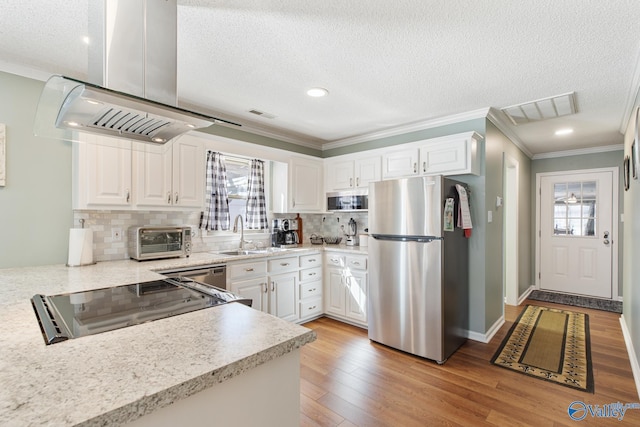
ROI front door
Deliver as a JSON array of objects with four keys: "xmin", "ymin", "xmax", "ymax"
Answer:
[{"xmin": 539, "ymin": 170, "xmax": 614, "ymax": 299}]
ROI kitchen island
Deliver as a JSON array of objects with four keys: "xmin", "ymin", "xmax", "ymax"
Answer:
[{"xmin": 0, "ymin": 254, "xmax": 316, "ymax": 426}]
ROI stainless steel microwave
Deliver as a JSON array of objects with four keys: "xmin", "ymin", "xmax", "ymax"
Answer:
[
  {"xmin": 128, "ymin": 226, "xmax": 192, "ymax": 261},
  {"xmin": 327, "ymin": 190, "xmax": 368, "ymax": 211}
]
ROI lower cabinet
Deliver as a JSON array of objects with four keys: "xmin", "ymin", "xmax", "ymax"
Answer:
[
  {"xmin": 228, "ymin": 259, "xmax": 268, "ymax": 312},
  {"xmin": 298, "ymin": 253, "xmax": 323, "ymax": 322},
  {"xmin": 268, "ymin": 271, "xmax": 298, "ymax": 322},
  {"xmin": 324, "ymin": 253, "xmax": 368, "ymax": 327}
]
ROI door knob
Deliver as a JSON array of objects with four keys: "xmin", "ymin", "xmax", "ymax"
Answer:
[{"xmin": 603, "ymin": 230, "xmax": 610, "ymax": 245}]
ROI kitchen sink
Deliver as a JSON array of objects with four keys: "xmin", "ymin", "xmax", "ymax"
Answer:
[{"xmin": 216, "ymin": 248, "xmax": 287, "ymax": 256}]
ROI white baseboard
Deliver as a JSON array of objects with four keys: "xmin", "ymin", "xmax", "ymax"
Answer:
[
  {"xmin": 467, "ymin": 315, "xmax": 505, "ymax": 344},
  {"xmin": 518, "ymin": 285, "xmax": 535, "ymax": 305},
  {"xmin": 619, "ymin": 315, "xmax": 640, "ymax": 400}
]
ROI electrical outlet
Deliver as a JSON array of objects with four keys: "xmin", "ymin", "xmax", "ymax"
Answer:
[{"xmin": 112, "ymin": 227, "xmax": 122, "ymax": 241}]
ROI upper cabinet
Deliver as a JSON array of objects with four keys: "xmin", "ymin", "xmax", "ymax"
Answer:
[
  {"xmin": 326, "ymin": 156, "xmax": 381, "ymax": 191},
  {"xmin": 382, "ymin": 132, "xmax": 481, "ymax": 179},
  {"xmin": 290, "ymin": 156, "xmax": 323, "ymax": 212},
  {"xmin": 134, "ymin": 135, "xmax": 204, "ymax": 209},
  {"xmin": 74, "ymin": 133, "xmax": 204, "ymax": 210}
]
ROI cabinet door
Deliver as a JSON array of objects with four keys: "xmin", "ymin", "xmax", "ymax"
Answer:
[
  {"xmin": 172, "ymin": 137, "xmax": 204, "ymax": 208},
  {"xmin": 419, "ymin": 138, "xmax": 467, "ymax": 175},
  {"xmin": 270, "ymin": 272, "xmax": 298, "ymax": 322},
  {"xmin": 355, "ymin": 156, "xmax": 381, "ymax": 188},
  {"xmin": 345, "ymin": 270, "xmax": 367, "ymax": 324},
  {"xmin": 329, "ymin": 159, "xmax": 355, "ymax": 190},
  {"xmin": 85, "ymin": 140, "xmax": 132, "ymax": 206},
  {"xmin": 382, "ymin": 148, "xmax": 419, "ymax": 179},
  {"xmin": 289, "ymin": 157, "xmax": 323, "ymax": 212},
  {"xmin": 134, "ymin": 146, "xmax": 172, "ymax": 207},
  {"xmin": 325, "ymin": 268, "xmax": 346, "ymax": 316},
  {"xmin": 231, "ymin": 277, "xmax": 268, "ymax": 313}
]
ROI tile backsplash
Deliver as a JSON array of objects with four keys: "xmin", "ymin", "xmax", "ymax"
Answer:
[{"xmin": 73, "ymin": 211, "xmax": 368, "ymax": 262}]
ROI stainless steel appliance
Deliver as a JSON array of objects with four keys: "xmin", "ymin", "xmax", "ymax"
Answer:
[
  {"xmin": 31, "ymin": 270, "xmax": 251, "ymax": 345},
  {"xmin": 161, "ymin": 264, "xmax": 227, "ymax": 290},
  {"xmin": 368, "ymin": 175, "xmax": 469, "ymax": 364},
  {"xmin": 344, "ymin": 218, "xmax": 358, "ymax": 246},
  {"xmin": 128, "ymin": 226, "xmax": 191, "ymax": 261},
  {"xmin": 327, "ymin": 190, "xmax": 368, "ymax": 211},
  {"xmin": 271, "ymin": 218, "xmax": 299, "ymax": 247}
]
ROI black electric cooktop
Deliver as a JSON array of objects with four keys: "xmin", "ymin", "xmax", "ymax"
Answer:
[{"xmin": 32, "ymin": 279, "xmax": 229, "ymax": 345}]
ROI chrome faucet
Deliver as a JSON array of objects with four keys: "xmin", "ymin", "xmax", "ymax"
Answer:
[{"xmin": 233, "ymin": 214, "xmax": 245, "ymax": 250}]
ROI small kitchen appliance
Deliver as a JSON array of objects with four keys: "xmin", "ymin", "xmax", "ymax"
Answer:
[
  {"xmin": 128, "ymin": 226, "xmax": 191, "ymax": 261},
  {"xmin": 271, "ymin": 218, "xmax": 299, "ymax": 247},
  {"xmin": 344, "ymin": 218, "xmax": 358, "ymax": 246}
]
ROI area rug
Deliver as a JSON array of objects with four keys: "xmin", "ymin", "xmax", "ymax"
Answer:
[
  {"xmin": 491, "ymin": 305, "xmax": 594, "ymax": 393},
  {"xmin": 528, "ymin": 290, "xmax": 622, "ymax": 313}
]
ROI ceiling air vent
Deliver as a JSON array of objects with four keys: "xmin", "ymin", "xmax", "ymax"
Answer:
[
  {"xmin": 248, "ymin": 109, "xmax": 276, "ymax": 119},
  {"xmin": 501, "ymin": 92, "xmax": 577, "ymax": 126}
]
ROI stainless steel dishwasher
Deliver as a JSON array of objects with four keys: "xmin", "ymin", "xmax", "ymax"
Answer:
[{"xmin": 162, "ymin": 264, "xmax": 227, "ymax": 289}]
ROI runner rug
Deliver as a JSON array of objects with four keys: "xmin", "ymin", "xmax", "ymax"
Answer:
[{"xmin": 491, "ymin": 305, "xmax": 593, "ymax": 393}]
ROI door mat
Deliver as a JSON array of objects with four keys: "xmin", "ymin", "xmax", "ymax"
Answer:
[
  {"xmin": 491, "ymin": 305, "xmax": 593, "ymax": 393},
  {"xmin": 529, "ymin": 290, "xmax": 622, "ymax": 314}
]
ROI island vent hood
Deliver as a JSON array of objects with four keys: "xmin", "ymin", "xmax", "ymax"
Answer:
[{"xmin": 34, "ymin": 0, "xmax": 239, "ymax": 146}]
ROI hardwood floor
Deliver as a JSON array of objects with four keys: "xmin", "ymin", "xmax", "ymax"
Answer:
[{"xmin": 299, "ymin": 300, "xmax": 640, "ymax": 426}]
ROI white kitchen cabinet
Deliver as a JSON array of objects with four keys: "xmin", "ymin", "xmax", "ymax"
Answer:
[
  {"xmin": 232, "ymin": 276, "xmax": 268, "ymax": 313},
  {"xmin": 298, "ymin": 253, "xmax": 323, "ymax": 321},
  {"xmin": 269, "ymin": 272, "xmax": 298, "ymax": 322},
  {"xmin": 326, "ymin": 156, "xmax": 381, "ymax": 191},
  {"xmin": 381, "ymin": 132, "xmax": 481, "ymax": 179},
  {"xmin": 134, "ymin": 136, "xmax": 204, "ymax": 209},
  {"xmin": 73, "ymin": 134, "xmax": 132, "ymax": 209},
  {"xmin": 382, "ymin": 148, "xmax": 420, "ymax": 179},
  {"xmin": 288, "ymin": 156, "xmax": 324, "ymax": 212},
  {"xmin": 323, "ymin": 253, "xmax": 368, "ymax": 327}
]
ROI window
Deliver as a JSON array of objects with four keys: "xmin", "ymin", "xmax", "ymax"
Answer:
[
  {"xmin": 225, "ymin": 158, "xmax": 250, "ymax": 222},
  {"xmin": 553, "ymin": 181, "xmax": 596, "ymax": 236}
]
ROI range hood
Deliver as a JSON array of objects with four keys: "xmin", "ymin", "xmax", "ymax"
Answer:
[{"xmin": 34, "ymin": 0, "xmax": 239, "ymax": 145}]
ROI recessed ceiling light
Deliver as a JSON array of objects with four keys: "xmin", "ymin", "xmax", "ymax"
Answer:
[
  {"xmin": 555, "ymin": 128, "xmax": 574, "ymax": 136},
  {"xmin": 82, "ymin": 36, "xmax": 90, "ymax": 45},
  {"xmin": 307, "ymin": 87, "xmax": 329, "ymax": 97}
]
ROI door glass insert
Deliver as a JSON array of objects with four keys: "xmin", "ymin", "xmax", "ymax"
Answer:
[{"xmin": 553, "ymin": 181, "xmax": 596, "ymax": 236}]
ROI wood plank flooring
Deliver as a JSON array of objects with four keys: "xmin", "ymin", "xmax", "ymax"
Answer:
[{"xmin": 299, "ymin": 300, "xmax": 640, "ymax": 426}]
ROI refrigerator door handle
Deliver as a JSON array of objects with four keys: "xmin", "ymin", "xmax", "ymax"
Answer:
[{"xmin": 371, "ymin": 234, "xmax": 443, "ymax": 243}]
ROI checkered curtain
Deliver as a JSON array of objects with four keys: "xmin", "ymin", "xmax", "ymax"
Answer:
[
  {"xmin": 202, "ymin": 151, "xmax": 230, "ymax": 230},
  {"xmin": 246, "ymin": 159, "xmax": 268, "ymax": 229}
]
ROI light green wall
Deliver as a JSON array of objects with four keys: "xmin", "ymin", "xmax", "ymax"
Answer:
[
  {"xmin": 531, "ymin": 149, "xmax": 624, "ymax": 297},
  {"xmin": 622, "ymin": 111, "xmax": 640, "ymax": 373},
  {"xmin": 0, "ymin": 71, "xmax": 73, "ymax": 268}
]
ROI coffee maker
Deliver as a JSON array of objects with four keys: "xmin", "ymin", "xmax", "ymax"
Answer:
[{"xmin": 271, "ymin": 218, "xmax": 299, "ymax": 247}]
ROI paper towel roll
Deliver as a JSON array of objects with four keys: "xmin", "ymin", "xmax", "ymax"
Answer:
[{"xmin": 67, "ymin": 228, "xmax": 94, "ymax": 267}]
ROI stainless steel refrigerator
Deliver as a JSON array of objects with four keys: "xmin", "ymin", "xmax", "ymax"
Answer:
[{"xmin": 367, "ymin": 175, "xmax": 469, "ymax": 364}]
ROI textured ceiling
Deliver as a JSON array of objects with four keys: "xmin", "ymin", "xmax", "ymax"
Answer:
[{"xmin": 1, "ymin": 0, "xmax": 640, "ymax": 155}]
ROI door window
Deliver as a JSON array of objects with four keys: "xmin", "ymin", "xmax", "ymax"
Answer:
[{"xmin": 552, "ymin": 181, "xmax": 596, "ymax": 237}]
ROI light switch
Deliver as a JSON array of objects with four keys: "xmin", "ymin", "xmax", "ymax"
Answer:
[
  {"xmin": 496, "ymin": 196, "xmax": 503, "ymax": 208},
  {"xmin": 488, "ymin": 210, "xmax": 493, "ymax": 223}
]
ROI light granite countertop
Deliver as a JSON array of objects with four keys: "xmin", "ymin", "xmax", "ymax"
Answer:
[{"xmin": 0, "ymin": 247, "xmax": 337, "ymax": 427}]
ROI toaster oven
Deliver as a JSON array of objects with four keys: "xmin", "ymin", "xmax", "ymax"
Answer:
[{"xmin": 128, "ymin": 226, "xmax": 192, "ymax": 261}]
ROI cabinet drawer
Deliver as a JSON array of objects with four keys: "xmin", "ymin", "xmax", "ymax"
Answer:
[
  {"xmin": 300, "ymin": 267, "xmax": 322, "ymax": 282},
  {"xmin": 299, "ymin": 253, "xmax": 322, "ymax": 268},
  {"xmin": 228, "ymin": 260, "xmax": 267, "ymax": 279},
  {"xmin": 300, "ymin": 298, "xmax": 323, "ymax": 318},
  {"xmin": 300, "ymin": 280, "xmax": 322, "ymax": 299},
  {"xmin": 345, "ymin": 255, "xmax": 367, "ymax": 271},
  {"xmin": 268, "ymin": 256, "xmax": 298, "ymax": 273},
  {"xmin": 324, "ymin": 253, "xmax": 345, "ymax": 267}
]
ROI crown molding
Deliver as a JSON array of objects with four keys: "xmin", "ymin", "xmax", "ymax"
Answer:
[
  {"xmin": 532, "ymin": 144, "xmax": 624, "ymax": 160},
  {"xmin": 486, "ymin": 107, "xmax": 534, "ymax": 159},
  {"xmin": 321, "ymin": 108, "xmax": 491, "ymax": 151}
]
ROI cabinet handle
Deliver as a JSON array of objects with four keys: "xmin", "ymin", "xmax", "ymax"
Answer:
[
  {"xmin": 263, "ymin": 283, "xmax": 268, "ymax": 293},
  {"xmin": 167, "ymin": 191, "xmax": 171, "ymax": 204},
  {"xmin": 280, "ymin": 262, "xmax": 290, "ymax": 266},
  {"xmin": 423, "ymin": 161, "xmax": 426, "ymax": 173},
  {"xmin": 350, "ymin": 177, "xmax": 353, "ymax": 187},
  {"xmin": 245, "ymin": 268, "xmax": 254, "ymax": 272},
  {"xmin": 413, "ymin": 163, "xmax": 417, "ymax": 173},
  {"xmin": 174, "ymin": 192, "xmax": 179, "ymax": 204},
  {"xmin": 308, "ymin": 258, "xmax": 316, "ymax": 262},
  {"xmin": 308, "ymin": 288, "xmax": 316, "ymax": 292},
  {"xmin": 126, "ymin": 189, "xmax": 130, "ymax": 203},
  {"xmin": 351, "ymin": 261, "xmax": 360, "ymax": 266},
  {"xmin": 292, "ymin": 198, "xmax": 296, "ymax": 208},
  {"xmin": 309, "ymin": 272, "xmax": 316, "ymax": 276},
  {"xmin": 356, "ymin": 177, "xmax": 360, "ymax": 186},
  {"xmin": 271, "ymin": 281, "xmax": 275, "ymax": 292},
  {"xmin": 308, "ymin": 305, "xmax": 316, "ymax": 310}
]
